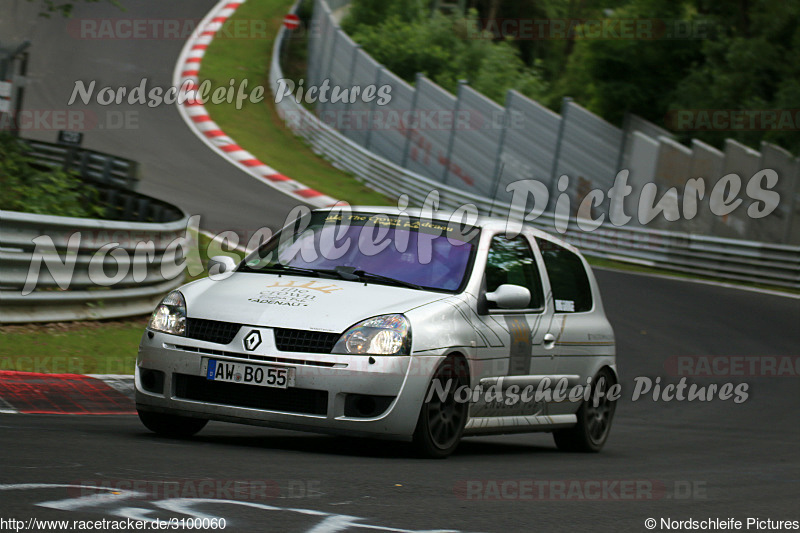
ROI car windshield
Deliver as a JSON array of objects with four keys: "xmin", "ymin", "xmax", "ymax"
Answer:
[{"xmin": 241, "ymin": 211, "xmax": 479, "ymax": 292}]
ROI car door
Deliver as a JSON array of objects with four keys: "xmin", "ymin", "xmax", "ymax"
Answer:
[
  {"xmin": 534, "ymin": 236, "xmax": 616, "ymax": 415},
  {"xmin": 471, "ymin": 232, "xmax": 559, "ymax": 417}
]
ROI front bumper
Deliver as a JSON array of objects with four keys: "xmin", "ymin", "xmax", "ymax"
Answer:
[{"xmin": 135, "ymin": 329, "xmax": 444, "ymax": 440}]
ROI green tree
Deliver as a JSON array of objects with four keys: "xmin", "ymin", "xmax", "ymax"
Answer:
[
  {"xmin": 344, "ymin": 5, "xmax": 548, "ymax": 104},
  {"xmin": 548, "ymin": 0, "xmax": 703, "ymax": 123},
  {"xmin": 671, "ymin": 0, "xmax": 800, "ymax": 154},
  {"xmin": 0, "ymin": 134, "xmax": 104, "ymax": 218}
]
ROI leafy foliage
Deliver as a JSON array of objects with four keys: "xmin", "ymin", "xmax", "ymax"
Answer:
[
  {"xmin": 343, "ymin": 0, "xmax": 799, "ymax": 155},
  {"xmin": 550, "ymin": 0, "xmax": 703, "ymax": 123},
  {"xmin": 669, "ymin": 0, "xmax": 800, "ymax": 154},
  {"xmin": 0, "ymin": 134, "xmax": 104, "ymax": 218},
  {"xmin": 343, "ymin": 5, "xmax": 548, "ymax": 104}
]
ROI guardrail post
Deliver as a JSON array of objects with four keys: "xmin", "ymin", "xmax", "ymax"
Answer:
[
  {"xmin": 319, "ymin": 29, "xmax": 340, "ymax": 115},
  {"xmin": 442, "ymin": 79, "xmax": 467, "ymax": 185},
  {"xmin": 364, "ymin": 66, "xmax": 383, "ymax": 151},
  {"xmin": 617, "ymin": 110, "xmax": 631, "ymax": 173},
  {"xmin": 487, "ymin": 90, "xmax": 512, "ymax": 213},
  {"xmin": 401, "ymin": 72, "xmax": 422, "ymax": 168},
  {"xmin": 547, "ymin": 96, "xmax": 571, "ymax": 212}
]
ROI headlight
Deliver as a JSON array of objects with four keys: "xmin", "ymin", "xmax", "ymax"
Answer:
[
  {"xmin": 332, "ymin": 314, "xmax": 411, "ymax": 356},
  {"xmin": 148, "ymin": 291, "xmax": 187, "ymax": 336}
]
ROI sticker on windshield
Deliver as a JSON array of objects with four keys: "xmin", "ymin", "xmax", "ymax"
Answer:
[
  {"xmin": 248, "ymin": 280, "xmax": 342, "ymax": 307},
  {"xmin": 555, "ymin": 299, "xmax": 575, "ymax": 312}
]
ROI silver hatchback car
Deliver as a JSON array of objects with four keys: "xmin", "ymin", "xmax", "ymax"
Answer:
[{"xmin": 136, "ymin": 207, "xmax": 617, "ymax": 457}]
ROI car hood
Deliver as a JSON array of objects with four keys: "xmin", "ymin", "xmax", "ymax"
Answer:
[{"xmin": 181, "ymin": 273, "xmax": 447, "ymax": 333}]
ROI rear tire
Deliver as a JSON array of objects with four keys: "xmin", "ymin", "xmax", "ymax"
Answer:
[
  {"xmin": 553, "ymin": 367, "xmax": 617, "ymax": 452},
  {"xmin": 412, "ymin": 356, "xmax": 469, "ymax": 458},
  {"xmin": 138, "ymin": 410, "xmax": 208, "ymax": 438}
]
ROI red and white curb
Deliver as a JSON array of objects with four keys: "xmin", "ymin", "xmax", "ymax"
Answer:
[
  {"xmin": 172, "ymin": 0, "xmax": 338, "ymax": 208},
  {"xmin": 0, "ymin": 372, "xmax": 134, "ymax": 415}
]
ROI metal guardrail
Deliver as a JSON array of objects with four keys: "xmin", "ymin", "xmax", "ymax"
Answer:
[
  {"xmin": 269, "ymin": 1, "xmax": 800, "ymax": 290},
  {"xmin": 19, "ymin": 137, "xmax": 181, "ymax": 223},
  {"xmin": 1, "ymin": 140, "xmax": 187, "ymax": 323},
  {"xmin": 23, "ymin": 138, "xmax": 140, "ymax": 190},
  {"xmin": 0, "ymin": 210, "xmax": 190, "ymax": 323}
]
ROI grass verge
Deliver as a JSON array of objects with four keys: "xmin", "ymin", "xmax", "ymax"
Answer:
[
  {"xmin": 587, "ymin": 256, "xmax": 799, "ymax": 295},
  {"xmin": 198, "ymin": 0, "xmax": 392, "ymax": 205},
  {"xmin": 0, "ymin": 317, "xmax": 146, "ymax": 375}
]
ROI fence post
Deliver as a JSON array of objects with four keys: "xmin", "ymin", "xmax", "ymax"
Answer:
[
  {"xmin": 442, "ymin": 79, "xmax": 467, "ymax": 185},
  {"xmin": 401, "ymin": 72, "xmax": 422, "ymax": 168},
  {"xmin": 547, "ymin": 96, "xmax": 571, "ymax": 212},
  {"xmin": 617, "ymin": 110, "xmax": 631, "ymax": 172},
  {"xmin": 364, "ymin": 66, "xmax": 383, "ymax": 151},
  {"xmin": 488, "ymin": 89, "xmax": 512, "ymax": 210},
  {"xmin": 348, "ymin": 44, "xmax": 360, "ymax": 88},
  {"xmin": 343, "ymin": 43, "xmax": 361, "ymax": 140},
  {"xmin": 319, "ymin": 25, "xmax": 339, "ymax": 115}
]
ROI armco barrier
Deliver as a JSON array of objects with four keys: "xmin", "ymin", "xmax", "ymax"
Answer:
[
  {"xmin": 270, "ymin": 0, "xmax": 800, "ymax": 290},
  {"xmin": 20, "ymin": 138, "xmax": 181, "ymax": 223},
  {"xmin": 0, "ymin": 210, "xmax": 190, "ymax": 323},
  {"xmin": 23, "ymin": 139, "xmax": 139, "ymax": 190}
]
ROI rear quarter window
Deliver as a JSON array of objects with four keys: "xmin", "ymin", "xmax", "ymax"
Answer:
[{"xmin": 535, "ymin": 238, "xmax": 593, "ymax": 313}]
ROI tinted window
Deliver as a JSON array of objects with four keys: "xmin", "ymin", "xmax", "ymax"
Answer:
[
  {"xmin": 485, "ymin": 236, "xmax": 543, "ymax": 310},
  {"xmin": 535, "ymin": 238, "xmax": 592, "ymax": 312},
  {"xmin": 242, "ymin": 212, "xmax": 478, "ymax": 292}
]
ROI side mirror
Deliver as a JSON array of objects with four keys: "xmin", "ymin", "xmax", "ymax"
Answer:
[
  {"xmin": 208, "ymin": 255, "xmax": 238, "ymax": 280},
  {"xmin": 485, "ymin": 284, "xmax": 530, "ymax": 310}
]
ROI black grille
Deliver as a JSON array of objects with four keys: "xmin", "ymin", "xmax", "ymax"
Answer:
[
  {"xmin": 175, "ymin": 374, "xmax": 328, "ymax": 415},
  {"xmin": 274, "ymin": 328, "xmax": 340, "ymax": 353},
  {"xmin": 185, "ymin": 318, "xmax": 242, "ymax": 345}
]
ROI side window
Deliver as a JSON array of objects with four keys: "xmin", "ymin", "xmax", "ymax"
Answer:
[
  {"xmin": 484, "ymin": 235, "xmax": 544, "ymax": 310},
  {"xmin": 535, "ymin": 238, "xmax": 592, "ymax": 313}
]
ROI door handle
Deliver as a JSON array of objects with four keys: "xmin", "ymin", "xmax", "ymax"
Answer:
[{"xmin": 543, "ymin": 333, "xmax": 556, "ymax": 351}]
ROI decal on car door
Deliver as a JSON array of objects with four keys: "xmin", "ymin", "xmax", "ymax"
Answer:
[{"xmin": 505, "ymin": 316, "xmax": 531, "ymax": 375}]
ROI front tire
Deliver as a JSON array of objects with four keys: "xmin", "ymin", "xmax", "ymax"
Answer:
[
  {"xmin": 138, "ymin": 410, "xmax": 208, "ymax": 438},
  {"xmin": 553, "ymin": 367, "xmax": 617, "ymax": 452},
  {"xmin": 412, "ymin": 356, "xmax": 469, "ymax": 458}
]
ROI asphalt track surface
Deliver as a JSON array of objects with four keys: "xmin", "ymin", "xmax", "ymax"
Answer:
[{"xmin": 1, "ymin": 1, "xmax": 799, "ymax": 532}]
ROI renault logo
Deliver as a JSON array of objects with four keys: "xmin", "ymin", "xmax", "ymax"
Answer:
[{"xmin": 243, "ymin": 330, "xmax": 262, "ymax": 351}]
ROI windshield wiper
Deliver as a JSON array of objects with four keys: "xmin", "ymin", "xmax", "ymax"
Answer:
[
  {"xmin": 352, "ymin": 270, "xmax": 424, "ymax": 290},
  {"xmin": 238, "ymin": 264, "xmax": 423, "ymax": 290},
  {"xmin": 239, "ymin": 263, "xmax": 321, "ymax": 277}
]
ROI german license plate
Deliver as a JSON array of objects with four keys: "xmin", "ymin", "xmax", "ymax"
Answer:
[{"xmin": 204, "ymin": 359, "xmax": 294, "ymax": 389}]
